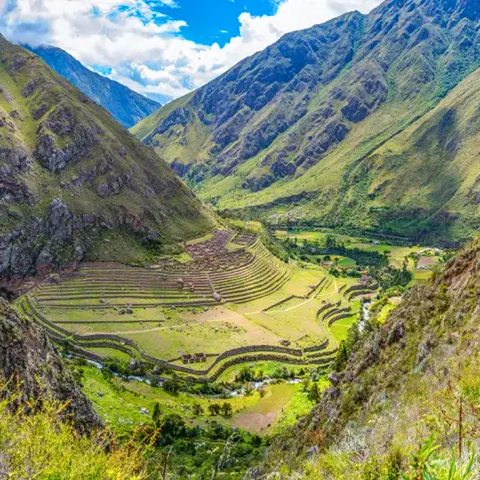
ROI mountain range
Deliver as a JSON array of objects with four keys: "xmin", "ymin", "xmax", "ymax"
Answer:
[
  {"xmin": 25, "ymin": 45, "xmax": 161, "ymax": 128},
  {"xmin": 0, "ymin": 36, "xmax": 213, "ymax": 277},
  {"xmin": 133, "ymin": 0, "xmax": 480, "ymax": 244}
]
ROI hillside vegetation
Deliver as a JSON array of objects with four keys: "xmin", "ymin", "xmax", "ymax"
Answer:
[
  {"xmin": 259, "ymin": 237, "xmax": 480, "ymax": 478},
  {"xmin": 133, "ymin": 0, "xmax": 480, "ymax": 243},
  {"xmin": 0, "ymin": 36, "xmax": 214, "ymax": 277},
  {"xmin": 0, "ymin": 386, "xmax": 145, "ymax": 479},
  {"xmin": 25, "ymin": 45, "xmax": 161, "ymax": 128}
]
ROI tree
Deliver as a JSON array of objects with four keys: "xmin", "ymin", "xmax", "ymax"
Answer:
[
  {"xmin": 325, "ymin": 235, "xmax": 337, "ymax": 249},
  {"xmin": 192, "ymin": 404, "xmax": 204, "ymax": 416},
  {"xmin": 308, "ymin": 382, "xmax": 321, "ymax": 404},
  {"xmin": 163, "ymin": 379, "xmax": 180, "ymax": 394},
  {"xmin": 221, "ymin": 402, "xmax": 233, "ymax": 417},
  {"xmin": 345, "ymin": 321, "xmax": 360, "ymax": 352},
  {"xmin": 334, "ymin": 340, "xmax": 349, "ymax": 372},
  {"xmin": 152, "ymin": 402, "xmax": 162, "ymax": 426},
  {"xmin": 208, "ymin": 404, "xmax": 221, "ymax": 416},
  {"xmin": 302, "ymin": 378, "xmax": 311, "ymax": 392},
  {"xmin": 236, "ymin": 366, "xmax": 253, "ymax": 383}
]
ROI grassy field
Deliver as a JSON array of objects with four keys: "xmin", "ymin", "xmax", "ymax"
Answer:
[
  {"xmin": 80, "ymin": 362, "xmax": 317, "ymax": 436},
  {"xmin": 276, "ymin": 228, "xmax": 443, "ymax": 280}
]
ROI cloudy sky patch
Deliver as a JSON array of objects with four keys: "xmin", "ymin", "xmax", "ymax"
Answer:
[{"xmin": 0, "ymin": 0, "xmax": 383, "ymax": 103}]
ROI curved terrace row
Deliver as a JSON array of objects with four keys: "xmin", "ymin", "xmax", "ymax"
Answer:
[{"xmin": 31, "ymin": 230, "xmax": 291, "ymax": 309}]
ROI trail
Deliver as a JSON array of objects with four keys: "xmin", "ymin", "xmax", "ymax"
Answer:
[
  {"xmin": 280, "ymin": 287, "xmax": 338, "ymax": 313},
  {"xmin": 86, "ymin": 323, "xmax": 186, "ymax": 336}
]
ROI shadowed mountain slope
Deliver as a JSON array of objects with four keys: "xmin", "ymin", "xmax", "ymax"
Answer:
[{"xmin": 25, "ymin": 45, "xmax": 160, "ymax": 128}]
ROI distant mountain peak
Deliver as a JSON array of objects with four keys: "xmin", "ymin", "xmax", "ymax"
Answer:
[{"xmin": 23, "ymin": 44, "xmax": 160, "ymax": 128}]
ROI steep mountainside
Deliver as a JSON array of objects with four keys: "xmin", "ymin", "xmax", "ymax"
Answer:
[
  {"xmin": 0, "ymin": 36, "xmax": 214, "ymax": 277},
  {"xmin": 25, "ymin": 45, "xmax": 160, "ymax": 128},
  {"xmin": 260, "ymin": 238, "xmax": 480, "ymax": 477},
  {"xmin": 133, "ymin": 0, "xmax": 480, "ymax": 243},
  {"xmin": 0, "ymin": 298, "xmax": 101, "ymax": 432}
]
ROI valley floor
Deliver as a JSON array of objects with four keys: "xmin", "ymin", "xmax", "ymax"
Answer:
[{"xmin": 17, "ymin": 226, "xmax": 445, "ymax": 442}]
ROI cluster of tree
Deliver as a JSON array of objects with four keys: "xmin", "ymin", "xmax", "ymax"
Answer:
[
  {"xmin": 235, "ymin": 365, "xmax": 307, "ymax": 385},
  {"xmin": 282, "ymin": 236, "xmax": 389, "ymax": 268},
  {"xmin": 207, "ymin": 402, "xmax": 233, "ymax": 417},
  {"xmin": 142, "ymin": 404, "xmax": 265, "ymax": 478},
  {"xmin": 301, "ymin": 379, "xmax": 322, "ymax": 403},
  {"xmin": 369, "ymin": 264, "xmax": 412, "ymax": 290}
]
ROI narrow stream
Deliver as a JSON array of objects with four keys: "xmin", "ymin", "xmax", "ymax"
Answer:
[
  {"xmin": 75, "ymin": 356, "xmax": 301, "ymax": 398},
  {"xmin": 359, "ymin": 301, "xmax": 372, "ymax": 333}
]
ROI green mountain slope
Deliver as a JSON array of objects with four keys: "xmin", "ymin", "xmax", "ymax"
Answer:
[
  {"xmin": 0, "ymin": 36, "xmax": 214, "ymax": 277},
  {"xmin": 260, "ymin": 238, "xmax": 480, "ymax": 478},
  {"xmin": 132, "ymin": 0, "xmax": 480, "ymax": 243},
  {"xmin": 24, "ymin": 45, "xmax": 161, "ymax": 129}
]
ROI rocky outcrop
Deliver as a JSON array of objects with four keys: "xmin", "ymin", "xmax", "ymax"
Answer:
[
  {"xmin": 0, "ymin": 199, "xmax": 84, "ymax": 277},
  {"xmin": 0, "ymin": 298, "xmax": 101, "ymax": 432}
]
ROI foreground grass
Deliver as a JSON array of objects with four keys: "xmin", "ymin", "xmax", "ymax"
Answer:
[{"xmin": 0, "ymin": 386, "xmax": 146, "ymax": 479}]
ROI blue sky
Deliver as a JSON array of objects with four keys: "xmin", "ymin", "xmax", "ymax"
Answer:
[
  {"xmin": 165, "ymin": 0, "xmax": 277, "ymax": 46},
  {"xmin": 0, "ymin": 0, "xmax": 382, "ymax": 102}
]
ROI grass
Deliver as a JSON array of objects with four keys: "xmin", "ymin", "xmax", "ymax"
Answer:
[
  {"xmin": 377, "ymin": 303, "xmax": 397, "ymax": 324},
  {"xmin": 185, "ymin": 232, "xmax": 214, "ymax": 245},
  {"xmin": 272, "ymin": 377, "xmax": 329, "ymax": 434},
  {"xmin": 0, "ymin": 381, "xmax": 144, "ymax": 479},
  {"xmin": 266, "ymin": 296, "xmax": 307, "ymax": 311},
  {"xmin": 232, "ymin": 383, "xmax": 298, "ymax": 434},
  {"xmin": 330, "ymin": 315, "xmax": 359, "ymax": 342}
]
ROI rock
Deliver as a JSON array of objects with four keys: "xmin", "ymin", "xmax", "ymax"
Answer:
[
  {"xmin": 0, "ymin": 298, "xmax": 102, "ymax": 432},
  {"xmin": 129, "ymin": 359, "xmax": 138, "ymax": 369},
  {"xmin": 328, "ymin": 373, "xmax": 340, "ymax": 386},
  {"xmin": 327, "ymin": 388, "xmax": 340, "ymax": 399},
  {"xmin": 341, "ymin": 96, "xmax": 369, "ymax": 123},
  {"xmin": 306, "ymin": 445, "xmax": 320, "ymax": 458}
]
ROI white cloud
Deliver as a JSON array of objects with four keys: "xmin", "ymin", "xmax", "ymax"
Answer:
[{"xmin": 0, "ymin": 0, "xmax": 383, "ymax": 102}]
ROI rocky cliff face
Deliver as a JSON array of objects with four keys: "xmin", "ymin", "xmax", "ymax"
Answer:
[
  {"xmin": 25, "ymin": 45, "xmax": 161, "ymax": 129},
  {"xmin": 0, "ymin": 298, "xmax": 101, "ymax": 432},
  {"xmin": 0, "ymin": 36, "xmax": 214, "ymax": 278},
  {"xmin": 133, "ymin": 0, "xmax": 480, "ymax": 242}
]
